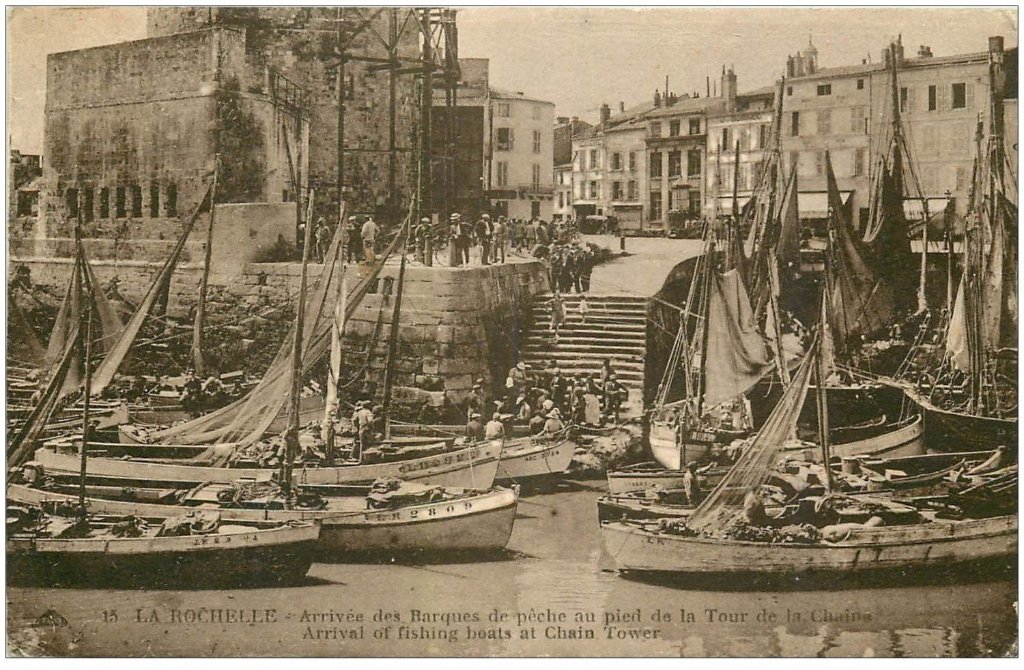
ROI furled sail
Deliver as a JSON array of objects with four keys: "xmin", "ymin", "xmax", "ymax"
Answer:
[
  {"xmin": 702, "ymin": 268, "xmax": 773, "ymax": 409},
  {"xmin": 824, "ymin": 151, "xmax": 897, "ymax": 351}
]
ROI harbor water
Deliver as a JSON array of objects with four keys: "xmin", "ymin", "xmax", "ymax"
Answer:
[{"xmin": 7, "ymin": 483, "xmax": 1017, "ymax": 657}]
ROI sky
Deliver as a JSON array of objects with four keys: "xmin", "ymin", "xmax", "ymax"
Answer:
[{"xmin": 6, "ymin": 6, "xmax": 1018, "ymax": 154}]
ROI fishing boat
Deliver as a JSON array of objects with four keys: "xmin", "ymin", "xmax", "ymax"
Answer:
[
  {"xmin": 7, "ymin": 476, "xmax": 517, "ymax": 557},
  {"xmin": 6, "ymin": 504, "xmax": 320, "ymax": 587},
  {"xmin": 606, "ymin": 461, "xmax": 731, "ymax": 495},
  {"xmin": 495, "ymin": 429, "xmax": 576, "ymax": 483},
  {"xmin": 601, "ymin": 211, "xmax": 1017, "ymax": 586}
]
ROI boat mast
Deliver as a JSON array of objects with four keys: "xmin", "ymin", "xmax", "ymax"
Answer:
[
  {"xmin": 815, "ymin": 288, "xmax": 835, "ymax": 492},
  {"xmin": 191, "ymin": 156, "xmax": 220, "ymax": 377},
  {"xmin": 281, "ymin": 190, "xmax": 316, "ymax": 499},
  {"xmin": 695, "ymin": 237, "xmax": 716, "ymax": 421},
  {"xmin": 380, "ymin": 216, "xmax": 411, "ymax": 435},
  {"xmin": 74, "ymin": 197, "xmax": 94, "ymax": 515}
]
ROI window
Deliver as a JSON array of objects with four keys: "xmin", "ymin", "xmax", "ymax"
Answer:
[
  {"xmin": 149, "ymin": 183, "xmax": 160, "ymax": 217},
  {"xmin": 99, "ymin": 187, "xmax": 110, "ymax": 218},
  {"xmin": 578, "ymin": 152, "xmax": 586, "ymax": 171},
  {"xmin": 131, "ymin": 184, "xmax": 143, "ymax": 217},
  {"xmin": 816, "ymin": 109, "xmax": 831, "ymax": 136},
  {"xmin": 531, "ymin": 201, "xmax": 541, "ymax": 218},
  {"xmin": 649, "ymin": 191, "xmax": 662, "ymax": 220},
  {"xmin": 687, "ymin": 149, "xmax": 701, "ymax": 177},
  {"xmin": 669, "ymin": 120, "xmax": 681, "ymax": 137},
  {"xmin": 722, "ymin": 127, "xmax": 731, "ymax": 151},
  {"xmin": 532, "ymin": 130, "xmax": 541, "ymax": 153},
  {"xmin": 628, "ymin": 151, "xmax": 636, "ymax": 171},
  {"xmin": 65, "ymin": 188, "xmax": 79, "ymax": 219},
  {"xmin": 495, "ymin": 103, "xmax": 511, "ymax": 117},
  {"xmin": 786, "ymin": 86, "xmax": 793, "ymax": 97},
  {"xmin": 667, "ymin": 190, "xmax": 674, "ymax": 212},
  {"xmin": 83, "ymin": 188, "xmax": 94, "ymax": 222},
  {"xmin": 496, "ymin": 127, "xmax": 514, "ymax": 151},
  {"xmin": 611, "ymin": 152, "xmax": 622, "ymax": 170},
  {"xmin": 115, "ymin": 187, "xmax": 126, "ymax": 218},
  {"xmin": 928, "ymin": 85, "xmax": 937, "ymax": 111},
  {"xmin": 900, "ymin": 87, "xmax": 909, "ymax": 113},
  {"xmin": 758, "ymin": 124, "xmax": 767, "ymax": 149},
  {"xmin": 166, "ymin": 183, "xmax": 177, "ymax": 217},
  {"xmin": 612, "ymin": 181, "xmax": 622, "ymax": 200},
  {"xmin": 532, "ymin": 164, "xmax": 541, "ymax": 190},
  {"xmin": 952, "ymin": 82, "xmax": 967, "ymax": 109},
  {"xmin": 815, "ymin": 151, "xmax": 825, "ymax": 177},
  {"xmin": 627, "ymin": 180, "xmax": 637, "ymax": 201},
  {"xmin": 558, "ymin": 193, "xmax": 564, "ymax": 209},
  {"xmin": 589, "ymin": 181, "xmax": 598, "ymax": 199},
  {"xmin": 668, "ymin": 151, "xmax": 681, "ymax": 178},
  {"xmin": 496, "ymin": 161, "xmax": 509, "ymax": 187},
  {"xmin": 650, "ymin": 151, "xmax": 662, "ymax": 178},
  {"xmin": 689, "ymin": 118, "xmax": 701, "ymax": 135},
  {"xmin": 650, "ymin": 121, "xmax": 662, "ymax": 138},
  {"xmin": 857, "ymin": 79, "xmax": 864, "ymax": 90},
  {"xmin": 588, "ymin": 149, "xmax": 598, "ymax": 169},
  {"xmin": 817, "ymin": 84, "xmax": 832, "ymax": 96},
  {"xmin": 954, "ymin": 165, "xmax": 969, "ymax": 191},
  {"xmin": 790, "ymin": 111, "xmax": 800, "ymax": 137},
  {"xmin": 853, "ymin": 148, "xmax": 866, "ymax": 177},
  {"xmin": 850, "ymin": 106, "xmax": 867, "ymax": 133}
]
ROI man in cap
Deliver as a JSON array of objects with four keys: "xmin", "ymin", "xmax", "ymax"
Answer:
[
  {"xmin": 465, "ymin": 411, "xmax": 484, "ymax": 443},
  {"xmin": 467, "ymin": 380, "xmax": 486, "ymax": 417},
  {"xmin": 543, "ymin": 408, "xmax": 564, "ymax": 434},
  {"xmin": 515, "ymin": 394, "xmax": 533, "ymax": 425},
  {"xmin": 361, "ymin": 215, "xmax": 379, "ymax": 263},
  {"xmin": 493, "ymin": 216, "xmax": 507, "ymax": 264},
  {"xmin": 415, "ymin": 216, "xmax": 433, "ymax": 266},
  {"xmin": 345, "ymin": 216, "xmax": 361, "ymax": 263},
  {"xmin": 448, "ymin": 213, "xmax": 463, "ymax": 266},
  {"xmin": 484, "ymin": 412, "xmax": 506, "ymax": 440},
  {"xmin": 475, "ymin": 213, "xmax": 493, "ymax": 265}
]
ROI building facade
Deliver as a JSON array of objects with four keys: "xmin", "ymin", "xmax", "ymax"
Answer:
[
  {"xmin": 705, "ymin": 83, "xmax": 777, "ymax": 216},
  {"xmin": 487, "ymin": 90, "xmax": 555, "ymax": 220},
  {"xmin": 553, "ymin": 163, "xmax": 573, "ymax": 220},
  {"xmin": 780, "ymin": 36, "xmax": 1009, "ymax": 225}
]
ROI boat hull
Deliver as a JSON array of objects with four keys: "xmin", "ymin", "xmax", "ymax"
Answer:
[
  {"xmin": 606, "ymin": 469, "xmax": 688, "ymax": 495},
  {"xmin": 6, "ymin": 522, "xmax": 319, "ymax": 588},
  {"xmin": 600, "ymin": 515, "xmax": 1018, "ymax": 580},
  {"xmin": 7, "ymin": 484, "xmax": 518, "ymax": 556},
  {"xmin": 495, "ymin": 433, "xmax": 575, "ymax": 482},
  {"xmin": 649, "ymin": 423, "xmax": 715, "ymax": 470},
  {"xmin": 33, "ymin": 440, "xmax": 502, "ymax": 489},
  {"xmin": 597, "ymin": 496, "xmax": 692, "ymax": 523}
]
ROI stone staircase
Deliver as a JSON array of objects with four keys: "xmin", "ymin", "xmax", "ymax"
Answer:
[{"xmin": 519, "ymin": 294, "xmax": 649, "ymax": 418}]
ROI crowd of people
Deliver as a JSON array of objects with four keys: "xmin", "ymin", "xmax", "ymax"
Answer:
[{"xmin": 463, "ymin": 357, "xmax": 629, "ymax": 442}]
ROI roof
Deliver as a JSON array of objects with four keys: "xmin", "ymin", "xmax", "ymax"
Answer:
[
  {"xmin": 787, "ymin": 50, "xmax": 990, "ymax": 83},
  {"xmin": 645, "ymin": 96, "xmax": 726, "ymax": 119},
  {"xmin": 489, "ymin": 87, "xmax": 555, "ymax": 106},
  {"xmin": 738, "ymin": 84, "xmax": 777, "ymax": 99}
]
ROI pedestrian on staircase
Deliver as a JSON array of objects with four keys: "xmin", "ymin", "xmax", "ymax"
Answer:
[
  {"xmin": 578, "ymin": 294, "xmax": 590, "ymax": 324},
  {"xmin": 603, "ymin": 373, "xmax": 625, "ymax": 424},
  {"xmin": 549, "ymin": 292, "xmax": 564, "ymax": 343}
]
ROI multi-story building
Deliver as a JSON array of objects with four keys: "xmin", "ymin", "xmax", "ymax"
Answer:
[
  {"xmin": 705, "ymin": 81, "xmax": 777, "ymax": 216},
  {"xmin": 552, "ymin": 116, "xmax": 592, "ymax": 221},
  {"xmin": 571, "ymin": 122, "xmax": 605, "ymax": 219},
  {"xmin": 780, "ymin": 35, "xmax": 1012, "ymax": 227},
  {"xmin": 645, "ymin": 89, "xmax": 724, "ymax": 230},
  {"xmin": 487, "ymin": 89, "xmax": 555, "ymax": 220},
  {"xmin": 553, "ymin": 163, "xmax": 573, "ymax": 220},
  {"xmin": 602, "ymin": 114, "xmax": 647, "ymax": 229}
]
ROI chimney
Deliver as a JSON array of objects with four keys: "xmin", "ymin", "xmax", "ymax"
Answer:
[
  {"xmin": 706, "ymin": 75, "xmax": 711, "ymax": 97},
  {"xmin": 917, "ymin": 45, "xmax": 933, "ymax": 58},
  {"xmin": 786, "ymin": 55, "xmax": 794, "ymax": 78},
  {"xmin": 619, "ymin": 101, "xmax": 625, "ymax": 112},
  {"xmin": 894, "ymin": 35, "xmax": 905, "ymax": 64},
  {"xmin": 599, "ymin": 103, "xmax": 611, "ymax": 124},
  {"xmin": 722, "ymin": 66, "xmax": 738, "ymax": 112},
  {"xmin": 654, "ymin": 90, "xmax": 662, "ymax": 107},
  {"xmin": 794, "ymin": 53, "xmax": 805, "ymax": 77},
  {"xmin": 556, "ymin": 116, "xmax": 569, "ymax": 125},
  {"xmin": 989, "ymin": 35, "xmax": 1005, "ymax": 54}
]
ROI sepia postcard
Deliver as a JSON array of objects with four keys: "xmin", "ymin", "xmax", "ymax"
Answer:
[{"xmin": 5, "ymin": 4, "xmax": 1019, "ymax": 658}]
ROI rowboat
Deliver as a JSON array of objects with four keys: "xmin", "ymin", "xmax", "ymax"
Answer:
[
  {"xmin": 495, "ymin": 430, "xmax": 576, "ymax": 482},
  {"xmin": 7, "ymin": 480, "xmax": 517, "ymax": 557},
  {"xmin": 600, "ymin": 513, "xmax": 1017, "ymax": 581},
  {"xmin": 32, "ymin": 438, "xmax": 503, "ymax": 489},
  {"xmin": 6, "ymin": 504, "xmax": 320, "ymax": 587}
]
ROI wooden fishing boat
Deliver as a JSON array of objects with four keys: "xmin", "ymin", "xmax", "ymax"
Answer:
[
  {"xmin": 600, "ymin": 513, "xmax": 1017, "ymax": 580},
  {"xmin": 6, "ymin": 504, "xmax": 320, "ymax": 587},
  {"xmin": 597, "ymin": 489, "xmax": 695, "ymax": 523},
  {"xmin": 648, "ymin": 423, "xmax": 743, "ymax": 471},
  {"xmin": 7, "ymin": 480, "xmax": 518, "ymax": 557},
  {"xmin": 606, "ymin": 462, "xmax": 731, "ymax": 495},
  {"xmin": 495, "ymin": 430, "xmax": 576, "ymax": 482},
  {"xmin": 784, "ymin": 413, "xmax": 925, "ymax": 462},
  {"xmin": 903, "ymin": 385, "xmax": 1017, "ymax": 454},
  {"xmin": 32, "ymin": 438, "xmax": 503, "ymax": 489}
]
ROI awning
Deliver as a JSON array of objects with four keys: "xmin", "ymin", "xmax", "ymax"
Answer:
[
  {"xmin": 711, "ymin": 195, "xmax": 752, "ymax": 211},
  {"xmin": 903, "ymin": 197, "xmax": 951, "ymax": 221},
  {"xmin": 798, "ymin": 190, "xmax": 853, "ymax": 219}
]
